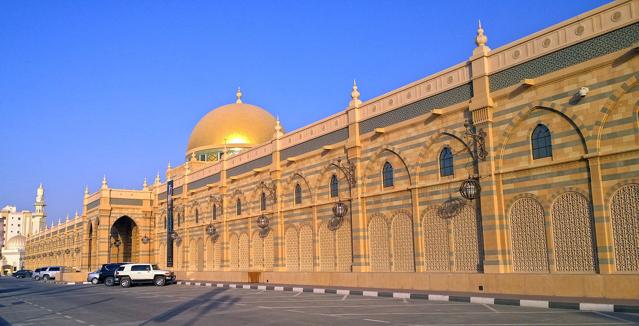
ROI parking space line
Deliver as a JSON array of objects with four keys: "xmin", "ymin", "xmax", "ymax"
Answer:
[
  {"xmin": 363, "ymin": 318, "xmax": 390, "ymax": 323},
  {"xmin": 482, "ymin": 304, "xmax": 500, "ymax": 313},
  {"xmin": 293, "ymin": 292, "xmax": 303, "ymax": 297},
  {"xmin": 592, "ymin": 311, "xmax": 635, "ymax": 324},
  {"xmin": 342, "ymin": 294, "xmax": 349, "ymax": 301}
]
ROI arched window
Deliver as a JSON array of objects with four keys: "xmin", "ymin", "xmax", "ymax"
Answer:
[
  {"xmin": 212, "ymin": 204, "xmax": 217, "ymax": 220},
  {"xmin": 195, "ymin": 208, "xmax": 199, "ymax": 224},
  {"xmin": 382, "ymin": 162, "xmax": 394, "ymax": 188},
  {"xmin": 295, "ymin": 183, "xmax": 302, "ymax": 205},
  {"xmin": 260, "ymin": 192, "xmax": 267, "ymax": 211},
  {"xmin": 236, "ymin": 198, "xmax": 242, "ymax": 216},
  {"xmin": 439, "ymin": 147, "xmax": 454, "ymax": 177},
  {"xmin": 330, "ymin": 174, "xmax": 339, "ymax": 198},
  {"xmin": 177, "ymin": 213, "xmax": 181, "ymax": 226},
  {"xmin": 531, "ymin": 124, "xmax": 552, "ymax": 159}
]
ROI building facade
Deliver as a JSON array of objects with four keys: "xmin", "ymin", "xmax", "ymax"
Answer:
[
  {"xmin": 25, "ymin": 1, "xmax": 639, "ymax": 299},
  {"xmin": 2, "ymin": 185, "xmax": 46, "ymax": 273}
]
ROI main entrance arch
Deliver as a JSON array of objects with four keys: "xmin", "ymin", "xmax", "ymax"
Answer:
[{"xmin": 110, "ymin": 216, "xmax": 139, "ymax": 263}]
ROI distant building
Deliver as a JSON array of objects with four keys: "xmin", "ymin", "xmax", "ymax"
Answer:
[{"xmin": 1, "ymin": 185, "xmax": 46, "ymax": 273}]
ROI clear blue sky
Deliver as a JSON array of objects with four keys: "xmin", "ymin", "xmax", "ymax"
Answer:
[{"xmin": 0, "ymin": 0, "xmax": 608, "ymax": 225}]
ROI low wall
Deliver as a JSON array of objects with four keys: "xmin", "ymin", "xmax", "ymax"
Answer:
[
  {"xmin": 175, "ymin": 271, "xmax": 639, "ymax": 300},
  {"xmin": 59, "ymin": 272, "xmax": 87, "ymax": 283}
]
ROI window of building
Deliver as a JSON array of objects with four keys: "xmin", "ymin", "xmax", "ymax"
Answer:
[
  {"xmin": 236, "ymin": 199, "xmax": 242, "ymax": 216},
  {"xmin": 178, "ymin": 213, "xmax": 181, "ymax": 226},
  {"xmin": 382, "ymin": 162, "xmax": 394, "ymax": 188},
  {"xmin": 195, "ymin": 208, "xmax": 199, "ymax": 224},
  {"xmin": 439, "ymin": 147, "xmax": 454, "ymax": 177},
  {"xmin": 295, "ymin": 183, "xmax": 302, "ymax": 205},
  {"xmin": 260, "ymin": 192, "xmax": 266, "ymax": 211},
  {"xmin": 212, "ymin": 204, "xmax": 217, "ymax": 220},
  {"xmin": 531, "ymin": 124, "xmax": 552, "ymax": 159},
  {"xmin": 330, "ymin": 174, "xmax": 339, "ymax": 198}
]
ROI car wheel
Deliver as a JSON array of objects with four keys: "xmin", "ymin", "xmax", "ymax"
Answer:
[
  {"xmin": 91, "ymin": 278, "xmax": 99, "ymax": 285},
  {"xmin": 120, "ymin": 277, "xmax": 131, "ymax": 288},
  {"xmin": 34, "ymin": 276, "xmax": 40, "ymax": 281},
  {"xmin": 104, "ymin": 277, "xmax": 115, "ymax": 287},
  {"xmin": 43, "ymin": 275, "xmax": 50, "ymax": 281},
  {"xmin": 154, "ymin": 276, "xmax": 166, "ymax": 286}
]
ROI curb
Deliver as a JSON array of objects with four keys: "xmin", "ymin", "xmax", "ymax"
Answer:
[{"xmin": 174, "ymin": 281, "xmax": 639, "ymax": 313}]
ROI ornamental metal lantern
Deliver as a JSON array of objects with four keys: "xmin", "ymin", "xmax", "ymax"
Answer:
[
  {"xmin": 256, "ymin": 215, "xmax": 270, "ymax": 238},
  {"xmin": 329, "ymin": 202, "xmax": 348, "ymax": 231},
  {"xmin": 170, "ymin": 231, "xmax": 181, "ymax": 242},
  {"xmin": 206, "ymin": 224, "xmax": 217, "ymax": 236},
  {"xmin": 256, "ymin": 215, "xmax": 270, "ymax": 229},
  {"xmin": 113, "ymin": 239, "xmax": 122, "ymax": 248},
  {"xmin": 459, "ymin": 177, "xmax": 481, "ymax": 200},
  {"xmin": 65, "ymin": 249, "xmax": 70, "ymax": 254},
  {"xmin": 141, "ymin": 235, "xmax": 151, "ymax": 244},
  {"xmin": 206, "ymin": 223, "xmax": 219, "ymax": 240}
]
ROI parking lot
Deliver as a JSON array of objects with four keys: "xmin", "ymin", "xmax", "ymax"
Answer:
[{"xmin": 0, "ymin": 277, "xmax": 638, "ymax": 325}]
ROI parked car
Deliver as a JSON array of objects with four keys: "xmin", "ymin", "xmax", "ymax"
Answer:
[
  {"xmin": 98, "ymin": 262, "xmax": 131, "ymax": 286},
  {"xmin": 87, "ymin": 269, "xmax": 100, "ymax": 284},
  {"xmin": 13, "ymin": 270, "xmax": 33, "ymax": 278},
  {"xmin": 39, "ymin": 266, "xmax": 62, "ymax": 281},
  {"xmin": 32, "ymin": 267, "xmax": 45, "ymax": 280},
  {"xmin": 115, "ymin": 264, "xmax": 175, "ymax": 287}
]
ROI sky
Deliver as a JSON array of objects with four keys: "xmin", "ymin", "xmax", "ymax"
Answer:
[{"xmin": 0, "ymin": 0, "xmax": 609, "ymax": 225}]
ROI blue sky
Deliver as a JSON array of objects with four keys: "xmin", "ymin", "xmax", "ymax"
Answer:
[{"xmin": 0, "ymin": 0, "xmax": 608, "ymax": 225}]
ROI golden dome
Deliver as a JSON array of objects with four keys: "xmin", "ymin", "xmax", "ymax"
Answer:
[{"xmin": 186, "ymin": 93, "xmax": 278, "ymax": 158}]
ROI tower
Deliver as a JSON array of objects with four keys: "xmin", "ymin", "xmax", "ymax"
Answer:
[{"xmin": 32, "ymin": 184, "xmax": 46, "ymax": 235}]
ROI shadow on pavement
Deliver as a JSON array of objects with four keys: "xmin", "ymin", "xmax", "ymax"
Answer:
[{"xmin": 141, "ymin": 287, "xmax": 238, "ymax": 325}]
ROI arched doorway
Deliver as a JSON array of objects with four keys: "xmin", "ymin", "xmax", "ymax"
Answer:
[{"xmin": 110, "ymin": 216, "xmax": 139, "ymax": 263}]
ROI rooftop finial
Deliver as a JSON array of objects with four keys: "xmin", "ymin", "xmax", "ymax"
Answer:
[
  {"xmin": 74, "ymin": 210, "xmax": 78, "ymax": 218},
  {"xmin": 475, "ymin": 19, "xmax": 488, "ymax": 47},
  {"xmin": 84, "ymin": 185, "xmax": 89, "ymax": 196},
  {"xmin": 155, "ymin": 171, "xmax": 161, "ymax": 185},
  {"xmin": 236, "ymin": 87, "xmax": 243, "ymax": 104},
  {"xmin": 102, "ymin": 175, "xmax": 108, "ymax": 189},
  {"xmin": 143, "ymin": 177, "xmax": 148, "ymax": 190},
  {"xmin": 349, "ymin": 79, "xmax": 362, "ymax": 108}
]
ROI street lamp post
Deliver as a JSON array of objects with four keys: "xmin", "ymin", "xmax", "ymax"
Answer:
[
  {"xmin": 438, "ymin": 118, "xmax": 488, "ymax": 271},
  {"xmin": 141, "ymin": 235, "xmax": 151, "ymax": 263}
]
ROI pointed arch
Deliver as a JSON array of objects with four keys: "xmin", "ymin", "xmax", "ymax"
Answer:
[{"xmin": 368, "ymin": 215, "xmax": 390, "ymax": 272}]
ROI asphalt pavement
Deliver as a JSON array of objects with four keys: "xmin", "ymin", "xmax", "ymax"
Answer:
[{"xmin": 0, "ymin": 277, "xmax": 638, "ymax": 325}]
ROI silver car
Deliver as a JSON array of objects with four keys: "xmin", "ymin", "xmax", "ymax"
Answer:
[
  {"xmin": 87, "ymin": 269, "xmax": 100, "ymax": 284},
  {"xmin": 32, "ymin": 267, "xmax": 45, "ymax": 280},
  {"xmin": 39, "ymin": 266, "xmax": 62, "ymax": 281}
]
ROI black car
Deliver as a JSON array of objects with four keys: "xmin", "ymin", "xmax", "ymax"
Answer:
[
  {"xmin": 98, "ymin": 263, "xmax": 131, "ymax": 286},
  {"xmin": 13, "ymin": 270, "xmax": 33, "ymax": 278}
]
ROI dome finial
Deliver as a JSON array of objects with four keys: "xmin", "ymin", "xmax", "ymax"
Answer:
[
  {"xmin": 155, "ymin": 171, "xmax": 161, "ymax": 185},
  {"xmin": 143, "ymin": 177, "xmax": 148, "ymax": 190},
  {"xmin": 236, "ymin": 87, "xmax": 243, "ymax": 104},
  {"xmin": 349, "ymin": 79, "xmax": 362, "ymax": 108},
  {"xmin": 102, "ymin": 175, "xmax": 108, "ymax": 189},
  {"xmin": 475, "ymin": 19, "xmax": 488, "ymax": 47}
]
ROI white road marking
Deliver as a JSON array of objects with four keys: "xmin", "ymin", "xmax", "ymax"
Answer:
[
  {"xmin": 482, "ymin": 304, "xmax": 499, "ymax": 313},
  {"xmin": 75, "ymin": 319, "xmax": 86, "ymax": 324},
  {"xmin": 592, "ymin": 311, "xmax": 635, "ymax": 324},
  {"xmin": 363, "ymin": 318, "xmax": 390, "ymax": 323},
  {"xmin": 342, "ymin": 294, "xmax": 349, "ymax": 301},
  {"xmin": 64, "ymin": 315, "xmax": 73, "ymax": 319},
  {"xmin": 293, "ymin": 291, "xmax": 303, "ymax": 297}
]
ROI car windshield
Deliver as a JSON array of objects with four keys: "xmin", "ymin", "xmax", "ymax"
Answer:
[{"xmin": 151, "ymin": 265, "xmax": 160, "ymax": 270}]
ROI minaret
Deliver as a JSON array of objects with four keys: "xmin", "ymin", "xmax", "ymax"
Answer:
[{"xmin": 32, "ymin": 183, "xmax": 46, "ymax": 234}]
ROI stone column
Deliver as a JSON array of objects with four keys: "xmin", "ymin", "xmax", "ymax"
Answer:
[{"xmin": 468, "ymin": 22, "xmax": 508, "ymax": 273}]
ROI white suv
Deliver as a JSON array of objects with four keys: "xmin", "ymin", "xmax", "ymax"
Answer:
[{"xmin": 115, "ymin": 264, "xmax": 175, "ymax": 287}]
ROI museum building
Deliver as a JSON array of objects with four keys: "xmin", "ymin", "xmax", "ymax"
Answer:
[{"xmin": 25, "ymin": 0, "xmax": 639, "ymax": 299}]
